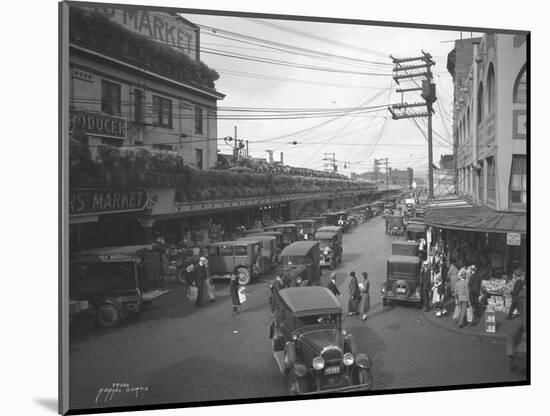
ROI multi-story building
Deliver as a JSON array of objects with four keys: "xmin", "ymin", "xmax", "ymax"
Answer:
[
  {"xmin": 388, "ymin": 168, "xmax": 413, "ymax": 189},
  {"xmin": 434, "ymin": 154, "xmax": 455, "ymax": 198},
  {"xmin": 425, "ymin": 33, "xmax": 527, "ymax": 274},
  {"xmin": 68, "ymin": 5, "xmax": 224, "ymax": 169}
]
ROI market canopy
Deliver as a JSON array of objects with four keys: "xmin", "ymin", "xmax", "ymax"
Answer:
[{"xmin": 424, "ymin": 198, "xmax": 526, "ymax": 234}]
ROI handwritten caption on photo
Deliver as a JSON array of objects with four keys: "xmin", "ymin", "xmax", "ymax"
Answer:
[{"xmin": 95, "ymin": 383, "xmax": 149, "ymax": 404}]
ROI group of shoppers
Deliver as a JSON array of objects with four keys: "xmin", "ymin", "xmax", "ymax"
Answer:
[
  {"xmin": 327, "ymin": 271, "xmax": 371, "ymax": 321},
  {"xmin": 422, "ymin": 253, "xmax": 526, "ymax": 329}
]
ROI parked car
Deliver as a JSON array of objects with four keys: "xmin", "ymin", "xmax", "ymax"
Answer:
[
  {"xmin": 391, "ymin": 241, "xmax": 419, "ymax": 257},
  {"xmin": 246, "ymin": 230, "xmax": 285, "ymax": 251},
  {"xmin": 381, "ymin": 255, "xmax": 422, "ymax": 306},
  {"xmin": 71, "ymin": 245, "xmax": 171, "ymax": 328},
  {"xmin": 207, "ymin": 240, "xmax": 263, "ymax": 285},
  {"xmin": 238, "ymin": 235, "xmax": 279, "ymax": 271},
  {"xmin": 287, "ymin": 219, "xmax": 317, "ymax": 240},
  {"xmin": 314, "ymin": 226, "xmax": 343, "ymax": 270},
  {"xmin": 387, "ymin": 215, "xmax": 404, "ymax": 235},
  {"xmin": 405, "ymin": 222, "xmax": 427, "ymax": 242},
  {"xmin": 279, "ymin": 241, "xmax": 321, "ymax": 287},
  {"xmin": 269, "ymin": 286, "xmax": 374, "ymax": 395},
  {"xmin": 264, "ymin": 224, "xmax": 300, "ymax": 246}
]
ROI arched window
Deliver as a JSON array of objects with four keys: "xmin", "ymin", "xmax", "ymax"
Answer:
[
  {"xmin": 486, "ymin": 64, "xmax": 496, "ymax": 113},
  {"xmin": 477, "ymin": 82, "xmax": 484, "ymax": 125},
  {"xmin": 513, "ymin": 65, "xmax": 527, "ymax": 104}
]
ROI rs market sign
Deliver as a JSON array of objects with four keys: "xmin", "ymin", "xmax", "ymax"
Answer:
[{"xmin": 70, "ymin": 189, "xmax": 156, "ymax": 216}]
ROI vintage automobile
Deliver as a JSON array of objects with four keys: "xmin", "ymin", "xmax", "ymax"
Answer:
[
  {"xmin": 405, "ymin": 221, "xmax": 427, "ymax": 242},
  {"xmin": 314, "ymin": 226, "xmax": 343, "ymax": 270},
  {"xmin": 71, "ymin": 245, "xmax": 171, "ymax": 328},
  {"xmin": 279, "ymin": 241, "xmax": 321, "ymax": 287},
  {"xmin": 269, "ymin": 286, "xmax": 374, "ymax": 395},
  {"xmin": 381, "ymin": 255, "xmax": 422, "ymax": 306},
  {"xmin": 207, "ymin": 240, "xmax": 263, "ymax": 285},
  {"xmin": 238, "ymin": 235, "xmax": 279, "ymax": 271},
  {"xmin": 387, "ymin": 215, "xmax": 404, "ymax": 235},
  {"xmin": 287, "ymin": 219, "xmax": 317, "ymax": 240},
  {"xmin": 307, "ymin": 216, "xmax": 329, "ymax": 229},
  {"xmin": 264, "ymin": 224, "xmax": 300, "ymax": 246},
  {"xmin": 246, "ymin": 230, "xmax": 285, "ymax": 251},
  {"xmin": 391, "ymin": 241, "xmax": 419, "ymax": 257}
]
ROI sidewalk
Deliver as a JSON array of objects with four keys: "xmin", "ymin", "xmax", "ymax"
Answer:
[{"xmin": 421, "ymin": 301, "xmax": 524, "ymax": 343}]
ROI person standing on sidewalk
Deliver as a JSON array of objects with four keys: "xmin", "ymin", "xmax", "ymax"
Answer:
[
  {"xmin": 193, "ymin": 257, "xmax": 208, "ymax": 307},
  {"xmin": 230, "ymin": 274, "xmax": 241, "ymax": 316},
  {"xmin": 360, "ymin": 272, "xmax": 370, "ymax": 321},
  {"xmin": 447, "ymin": 258, "xmax": 459, "ymax": 300},
  {"xmin": 347, "ymin": 271, "xmax": 361, "ymax": 316},
  {"xmin": 420, "ymin": 261, "xmax": 432, "ymax": 312},
  {"xmin": 455, "ymin": 269, "xmax": 469, "ymax": 328},
  {"xmin": 507, "ymin": 269, "xmax": 525, "ymax": 321}
]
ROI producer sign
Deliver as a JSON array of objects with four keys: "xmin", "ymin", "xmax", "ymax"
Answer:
[
  {"xmin": 70, "ymin": 110, "xmax": 126, "ymax": 139},
  {"xmin": 70, "ymin": 189, "xmax": 153, "ymax": 216}
]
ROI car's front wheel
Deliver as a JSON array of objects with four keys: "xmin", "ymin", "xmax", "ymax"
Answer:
[
  {"xmin": 356, "ymin": 368, "xmax": 373, "ymax": 388},
  {"xmin": 97, "ymin": 303, "xmax": 121, "ymax": 328},
  {"xmin": 236, "ymin": 267, "xmax": 252, "ymax": 285}
]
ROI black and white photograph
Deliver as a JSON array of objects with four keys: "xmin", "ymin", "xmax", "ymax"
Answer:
[
  {"xmin": 5, "ymin": 0, "xmax": 544, "ymax": 415},
  {"xmin": 57, "ymin": 0, "xmax": 532, "ymax": 414}
]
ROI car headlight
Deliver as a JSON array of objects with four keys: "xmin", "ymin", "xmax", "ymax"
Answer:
[
  {"xmin": 343, "ymin": 353, "xmax": 355, "ymax": 366},
  {"xmin": 312, "ymin": 356, "xmax": 325, "ymax": 370},
  {"xmin": 296, "ymin": 277, "xmax": 302, "ymax": 284},
  {"xmin": 323, "ymin": 248, "xmax": 330, "ymax": 254}
]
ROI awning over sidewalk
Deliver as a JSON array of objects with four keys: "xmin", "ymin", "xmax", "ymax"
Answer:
[{"xmin": 424, "ymin": 197, "xmax": 526, "ymax": 235}]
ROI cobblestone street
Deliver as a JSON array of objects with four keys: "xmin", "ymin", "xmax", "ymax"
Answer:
[{"xmin": 69, "ymin": 217, "xmax": 525, "ymax": 411}]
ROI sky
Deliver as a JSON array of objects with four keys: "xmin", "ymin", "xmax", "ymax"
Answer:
[{"xmin": 178, "ymin": 11, "xmax": 480, "ymax": 177}]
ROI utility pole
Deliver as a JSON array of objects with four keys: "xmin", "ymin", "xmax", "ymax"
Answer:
[
  {"xmin": 323, "ymin": 153, "xmax": 337, "ymax": 173},
  {"xmin": 388, "ymin": 50, "xmax": 437, "ymax": 199}
]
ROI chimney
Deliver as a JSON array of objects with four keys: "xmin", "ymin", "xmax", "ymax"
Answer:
[{"xmin": 280, "ymin": 152, "xmax": 284, "ymax": 165}]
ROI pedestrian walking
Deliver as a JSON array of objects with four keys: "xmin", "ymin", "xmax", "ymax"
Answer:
[
  {"xmin": 230, "ymin": 273, "xmax": 241, "ymax": 316},
  {"xmin": 347, "ymin": 271, "xmax": 361, "ymax": 316},
  {"xmin": 359, "ymin": 272, "xmax": 370, "ymax": 321},
  {"xmin": 455, "ymin": 269, "xmax": 469, "ymax": 328},
  {"xmin": 327, "ymin": 272, "xmax": 341, "ymax": 297},
  {"xmin": 193, "ymin": 257, "xmax": 208, "ymax": 307},
  {"xmin": 420, "ymin": 261, "xmax": 431, "ymax": 312},
  {"xmin": 507, "ymin": 269, "xmax": 525, "ymax": 321}
]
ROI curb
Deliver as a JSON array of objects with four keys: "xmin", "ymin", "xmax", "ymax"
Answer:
[{"xmin": 420, "ymin": 311, "xmax": 512, "ymax": 343}]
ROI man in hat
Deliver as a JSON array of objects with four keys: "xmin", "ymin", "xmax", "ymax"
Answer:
[
  {"xmin": 421, "ymin": 260, "xmax": 432, "ymax": 312},
  {"xmin": 348, "ymin": 271, "xmax": 361, "ymax": 316},
  {"xmin": 193, "ymin": 257, "xmax": 208, "ymax": 307},
  {"xmin": 327, "ymin": 271, "xmax": 341, "ymax": 297},
  {"xmin": 507, "ymin": 269, "xmax": 526, "ymax": 321}
]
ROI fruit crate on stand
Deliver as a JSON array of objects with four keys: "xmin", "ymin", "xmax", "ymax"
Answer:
[{"xmin": 485, "ymin": 305, "xmax": 496, "ymax": 333}]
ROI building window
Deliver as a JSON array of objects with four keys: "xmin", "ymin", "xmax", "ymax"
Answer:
[
  {"xmin": 134, "ymin": 89, "xmax": 144, "ymax": 123},
  {"xmin": 477, "ymin": 82, "xmax": 484, "ymax": 125},
  {"xmin": 101, "ymin": 80, "xmax": 121, "ymax": 116},
  {"xmin": 509, "ymin": 155, "xmax": 527, "ymax": 206},
  {"xmin": 194, "ymin": 107, "xmax": 203, "ymax": 134},
  {"xmin": 195, "ymin": 148, "xmax": 203, "ymax": 170},
  {"xmin": 487, "ymin": 157, "xmax": 496, "ymax": 202},
  {"xmin": 152, "ymin": 95, "xmax": 172, "ymax": 128},
  {"xmin": 486, "ymin": 64, "xmax": 496, "ymax": 113},
  {"xmin": 514, "ymin": 65, "xmax": 527, "ymax": 104}
]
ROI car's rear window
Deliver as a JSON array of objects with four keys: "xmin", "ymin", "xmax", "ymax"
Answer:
[{"xmin": 220, "ymin": 246, "xmax": 233, "ymax": 256}]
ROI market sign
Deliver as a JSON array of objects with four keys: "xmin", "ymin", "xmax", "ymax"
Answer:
[
  {"xmin": 70, "ymin": 110, "xmax": 126, "ymax": 139},
  {"xmin": 506, "ymin": 232, "xmax": 521, "ymax": 246},
  {"xmin": 84, "ymin": 7, "xmax": 197, "ymax": 59},
  {"xmin": 70, "ymin": 189, "xmax": 155, "ymax": 216}
]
